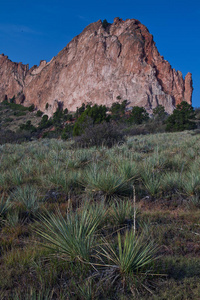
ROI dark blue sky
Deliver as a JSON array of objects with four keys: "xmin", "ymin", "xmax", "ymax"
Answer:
[{"xmin": 0, "ymin": 0, "xmax": 199, "ymax": 107}]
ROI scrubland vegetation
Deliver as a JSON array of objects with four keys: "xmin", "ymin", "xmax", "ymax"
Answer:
[
  {"xmin": 1, "ymin": 130, "xmax": 200, "ymax": 299},
  {"xmin": 0, "ymin": 96, "xmax": 199, "ymax": 145}
]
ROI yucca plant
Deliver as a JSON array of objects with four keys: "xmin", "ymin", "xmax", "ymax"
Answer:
[
  {"xmin": 48, "ymin": 169, "xmax": 81, "ymax": 193},
  {"xmin": 99, "ymin": 230, "xmax": 158, "ymax": 280},
  {"xmin": 20, "ymin": 158, "xmax": 34, "ymax": 176},
  {"xmin": 0, "ymin": 172, "xmax": 8, "ymax": 190},
  {"xmin": 0, "ymin": 194, "xmax": 11, "ymax": 219},
  {"xmin": 13, "ymin": 288, "xmax": 54, "ymax": 300},
  {"xmin": 48, "ymin": 170, "xmax": 70, "ymax": 192},
  {"xmin": 9, "ymin": 168, "xmax": 23, "ymax": 186},
  {"xmin": 6, "ymin": 209, "xmax": 21, "ymax": 227},
  {"xmin": 36, "ymin": 207, "xmax": 102, "ymax": 263},
  {"xmin": 79, "ymin": 201, "xmax": 107, "ymax": 230},
  {"xmin": 111, "ymin": 199, "xmax": 135, "ymax": 227},
  {"xmin": 81, "ymin": 165, "xmax": 130, "ymax": 198},
  {"xmin": 183, "ymin": 172, "xmax": 200, "ymax": 197},
  {"xmin": 117, "ymin": 160, "xmax": 140, "ymax": 182},
  {"xmin": 161, "ymin": 172, "xmax": 183, "ymax": 195},
  {"xmin": 74, "ymin": 278, "xmax": 95, "ymax": 300},
  {"xmin": 142, "ymin": 173, "xmax": 162, "ymax": 198},
  {"xmin": 187, "ymin": 194, "xmax": 200, "ymax": 208},
  {"xmin": 169, "ymin": 153, "xmax": 187, "ymax": 172},
  {"xmin": 11, "ymin": 185, "xmax": 40, "ymax": 214}
]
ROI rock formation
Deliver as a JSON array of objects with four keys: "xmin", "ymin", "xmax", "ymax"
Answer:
[{"xmin": 0, "ymin": 17, "xmax": 193, "ymax": 115}]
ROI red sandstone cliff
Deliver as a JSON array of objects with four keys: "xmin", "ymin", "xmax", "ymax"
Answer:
[{"xmin": 0, "ymin": 17, "xmax": 193, "ymax": 115}]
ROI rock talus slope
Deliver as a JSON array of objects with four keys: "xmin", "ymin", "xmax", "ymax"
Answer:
[{"xmin": 0, "ymin": 18, "xmax": 193, "ymax": 115}]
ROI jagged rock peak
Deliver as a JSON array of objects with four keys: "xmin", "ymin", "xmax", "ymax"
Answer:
[{"xmin": 0, "ymin": 18, "xmax": 193, "ymax": 115}]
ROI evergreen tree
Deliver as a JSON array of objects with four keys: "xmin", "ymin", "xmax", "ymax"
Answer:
[
  {"xmin": 153, "ymin": 105, "xmax": 167, "ymax": 122},
  {"xmin": 129, "ymin": 106, "xmax": 149, "ymax": 124},
  {"xmin": 73, "ymin": 104, "xmax": 109, "ymax": 136},
  {"xmin": 166, "ymin": 101, "xmax": 196, "ymax": 132},
  {"xmin": 110, "ymin": 100, "xmax": 128, "ymax": 121}
]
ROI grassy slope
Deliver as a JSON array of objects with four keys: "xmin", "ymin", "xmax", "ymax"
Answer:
[
  {"xmin": 0, "ymin": 102, "xmax": 42, "ymax": 132},
  {"xmin": 0, "ymin": 131, "xmax": 200, "ymax": 299}
]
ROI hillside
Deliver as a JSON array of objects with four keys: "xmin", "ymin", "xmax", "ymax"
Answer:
[{"xmin": 0, "ymin": 131, "xmax": 200, "ymax": 298}]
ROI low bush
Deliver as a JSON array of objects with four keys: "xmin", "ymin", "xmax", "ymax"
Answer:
[
  {"xmin": 13, "ymin": 111, "xmax": 26, "ymax": 116},
  {"xmin": 4, "ymin": 117, "xmax": 13, "ymax": 123},
  {"xmin": 75, "ymin": 122, "xmax": 125, "ymax": 148},
  {"xmin": 0, "ymin": 129, "xmax": 33, "ymax": 144},
  {"xmin": 36, "ymin": 110, "xmax": 43, "ymax": 117},
  {"xmin": 28, "ymin": 104, "xmax": 35, "ymax": 112},
  {"xmin": 19, "ymin": 120, "xmax": 37, "ymax": 132}
]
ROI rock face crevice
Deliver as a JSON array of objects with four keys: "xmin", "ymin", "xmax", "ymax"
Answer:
[{"xmin": 0, "ymin": 17, "xmax": 193, "ymax": 115}]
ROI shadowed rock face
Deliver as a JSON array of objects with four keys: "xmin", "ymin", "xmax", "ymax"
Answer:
[{"xmin": 0, "ymin": 18, "xmax": 193, "ymax": 115}]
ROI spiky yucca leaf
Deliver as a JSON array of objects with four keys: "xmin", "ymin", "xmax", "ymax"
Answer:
[
  {"xmin": 13, "ymin": 288, "xmax": 54, "ymax": 300},
  {"xmin": 0, "ymin": 194, "xmax": 11, "ymax": 217},
  {"xmin": 117, "ymin": 160, "xmax": 140, "ymax": 182},
  {"xmin": 183, "ymin": 172, "xmax": 200, "ymax": 196},
  {"xmin": 142, "ymin": 173, "xmax": 161, "ymax": 197},
  {"xmin": 36, "ymin": 207, "xmax": 102, "ymax": 263},
  {"xmin": 99, "ymin": 230, "xmax": 157, "ymax": 276},
  {"xmin": 111, "ymin": 199, "xmax": 135, "ymax": 226},
  {"xmin": 82, "ymin": 165, "xmax": 130, "ymax": 197},
  {"xmin": 11, "ymin": 185, "xmax": 39, "ymax": 213}
]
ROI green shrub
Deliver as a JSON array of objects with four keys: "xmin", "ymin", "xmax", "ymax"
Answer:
[
  {"xmin": 102, "ymin": 19, "xmax": 109, "ymax": 29},
  {"xmin": 9, "ymin": 95, "xmax": 16, "ymax": 104},
  {"xmin": 19, "ymin": 120, "xmax": 37, "ymax": 132},
  {"xmin": 38, "ymin": 115, "xmax": 52, "ymax": 130},
  {"xmin": 64, "ymin": 108, "xmax": 68, "ymax": 115},
  {"xmin": 110, "ymin": 100, "xmax": 128, "ymax": 121},
  {"xmin": 52, "ymin": 107, "xmax": 64, "ymax": 129},
  {"xmin": 61, "ymin": 124, "xmax": 73, "ymax": 140},
  {"xmin": 28, "ymin": 104, "xmax": 35, "ymax": 112},
  {"xmin": 5, "ymin": 117, "xmax": 13, "ymax": 123},
  {"xmin": 0, "ymin": 129, "xmax": 33, "ymax": 144},
  {"xmin": 13, "ymin": 111, "xmax": 26, "ymax": 116},
  {"xmin": 73, "ymin": 104, "xmax": 109, "ymax": 136},
  {"xmin": 153, "ymin": 105, "xmax": 167, "ymax": 122},
  {"xmin": 36, "ymin": 110, "xmax": 43, "ymax": 117}
]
